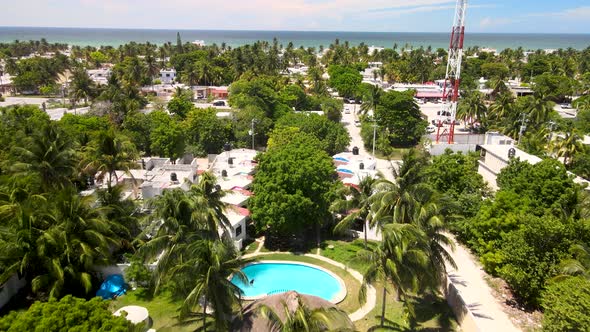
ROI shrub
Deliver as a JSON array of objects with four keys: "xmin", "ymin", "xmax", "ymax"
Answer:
[
  {"xmin": 542, "ymin": 277, "xmax": 590, "ymax": 332},
  {"xmin": 0, "ymin": 295, "xmax": 131, "ymax": 331}
]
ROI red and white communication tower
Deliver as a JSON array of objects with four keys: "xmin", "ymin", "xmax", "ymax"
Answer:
[{"xmin": 436, "ymin": 0, "xmax": 468, "ymax": 144}]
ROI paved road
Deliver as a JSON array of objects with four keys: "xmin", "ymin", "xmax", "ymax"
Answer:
[
  {"xmin": 341, "ymin": 104, "xmax": 396, "ymax": 182},
  {"xmin": 0, "ymin": 96, "xmax": 50, "ymax": 107},
  {"xmin": 342, "ymin": 103, "xmax": 521, "ymax": 332}
]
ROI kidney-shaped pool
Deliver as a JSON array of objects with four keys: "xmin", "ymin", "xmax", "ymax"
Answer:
[{"xmin": 230, "ymin": 261, "xmax": 346, "ymax": 303}]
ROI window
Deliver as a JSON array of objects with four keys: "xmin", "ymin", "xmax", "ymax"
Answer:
[
  {"xmin": 235, "ymin": 225, "xmax": 242, "ymax": 237},
  {"xmin": 166, "ymin": 73, "xmax": 170, "ymax": 77}
]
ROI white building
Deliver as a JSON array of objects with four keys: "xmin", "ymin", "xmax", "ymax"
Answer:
[
  {"xmin": 477, "ymin": 133, "xmax": 589, "ymax": 191},
  {"xmin": 159, "ymin": 69, "xmax": 177, "ymax": 84},
  {"xmin": 209, "ymin": 148, "xmax": 258, "ymax": 249},
  {"xmin": 102, "ymin": 150, "xmax": 258, "ymax": 250},
  {"xmin": 333, "ymin": 152, "xmax": 378, "ymax": 189},
  {"xmin": 87, "ymin": 68, "xmax": 112, "ymax": 85}
]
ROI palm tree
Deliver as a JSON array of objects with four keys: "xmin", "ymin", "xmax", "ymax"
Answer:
[
  {"xmin": 526, "ymin": 96, "xmax": 553, "ymax": 125},
  {"xmin": 0, "ymin": 185, "xmax": 47, "ymax": 288},
  {"xmin": 411, "ymin": 199, "xmax": 456, "ymax": 290},
  {"xmin": 11, "ymin": 124, "xmax": 77, "ymax": 192},
  {"xmin": 549, "ymin": 129, "xmax": 585, "ymax": 167},
  {"xmin": 457, "ymin": 90, "xmax": 487, "ymax": 127},
  {"xmin": 171, "ymin": 238, "xmax": 253, "ymax": 330},
  {"xmin": 81, "ymin": 129, "xmax": 138, "ymax": 189},
  {"xmin": 359, "ymin": 84, "xmax": 382, "ymax": 116},
  {"xmin": 488, "ymin": 92, "xmax": 514, "ymax": 121},
  {"xmin": 145, "ymin": 52, "xmax": 160, "ymax": 88},
  {"xmin": 69, "ymin": 66, "xmax": 95, "ymax": 107},
  {"xmin": 184, "ymin": 63, "xmax": 199, "ymax": 86},
  {"xmin": 137, "ymin": 188, "xmax": 201, "ymax": 293},
  {"xmin": 96, "ymin": 184, "xmax": 139, "ymax": 244},
  {"xmin": 557, "ymin": 244, "xmax": 590, "ymax": 280},
  {"xmin": 330, "ymin": 176, "xmax": 383, "ymax": 248},
  {"xmin": 188, "ymin": 172, "xmax": 232, "ymax": 240},
  {"xmin": 0, "ymin": 187, "xmax": 119, "ymax": 298},
  {"xmin": 257, "ymin": 292, "xmax": 354, "ymax": 332},
  {"xmin": 33, "ymin": 188, "xmax": 119, "ymax": 298},
  {"xmin": 370, "ymin": 149, "xmax": 431, "ymax": 229},
  {"xmin": 356, "ymin": 223, "xmax": 430, "ymax": 328}
]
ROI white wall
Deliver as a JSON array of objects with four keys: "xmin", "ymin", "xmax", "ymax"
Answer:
[
  {"xmin": 0, "ymin": 274, "xmax": 26, "ymax": 309},
  {"xmin": 429, "ymin": 144, "xmax": 478, "ymax": 156}
]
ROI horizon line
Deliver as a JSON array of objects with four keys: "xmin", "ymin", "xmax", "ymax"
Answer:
[{"xmin": 2, "ymin": 25, "xmax": 590, "ymax": 36}]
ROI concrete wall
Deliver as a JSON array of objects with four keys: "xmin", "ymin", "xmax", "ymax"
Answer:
[
  {"xmin": 0, "ymin": 274, "xmax": 26, "ymax": 310},
  {"xmin": 444, "ymin": 277, "xmax": 480, "ymax": 332},
  {"xmin": 429, "ymin": 144, "xmax": 479, "ymax": 156}
]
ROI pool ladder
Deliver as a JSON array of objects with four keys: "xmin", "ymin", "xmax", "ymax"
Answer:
[{"xmin": 267, "ymin": 289, "xmax": 292, "ymax": 296}]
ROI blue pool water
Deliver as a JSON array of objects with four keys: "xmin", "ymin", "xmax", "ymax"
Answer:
[{"xmin": 231, "ymin": 262, "xmax": 343, "ymax": 302}]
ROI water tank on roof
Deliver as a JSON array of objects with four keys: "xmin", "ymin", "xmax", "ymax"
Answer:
[
  {"xmin": 352, "ymin": 146, "xmax": 359, "ymax": 155},
  {"xmin": 359, "ymin": 162, "xmax": 364, "ymax": 170},
  {"xmin": 228, "ymin": 157, "xmax": 234, "ymax": 165},
  {"xmin": 224, "ymin": 142, "xmax": 231, "ymax": 151},
  {"xmin": 222, "ymin": 170, "xmax": 228, "ymax": 177},
  {"xmin": 170, "ymin": 172, "xmax": 178, "ymax": 182},
  {"xmin": 508, "ymin": 148, "xmax": 516, "ymax": 159}
]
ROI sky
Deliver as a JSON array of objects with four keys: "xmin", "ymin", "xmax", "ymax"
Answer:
[{"xmin": 1, "ymin": 0, "xmax": 589, "ymax": 33}]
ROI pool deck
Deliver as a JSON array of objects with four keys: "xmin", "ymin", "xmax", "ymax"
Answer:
[{"xmin": 242, "ymin": 251, "xmax": 376, "ymax": 322}]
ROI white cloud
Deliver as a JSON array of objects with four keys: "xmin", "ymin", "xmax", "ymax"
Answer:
[
  {"xmin": 479, "ymin": 17, "xmax": 514, "ymax": 28},
  {"xmin": 528, "ymin": 6, "xmax": 590, "ymax": 20}
]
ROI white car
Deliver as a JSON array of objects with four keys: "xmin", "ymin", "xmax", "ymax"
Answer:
[
  {"xmin": 344, "ymin": 108, "xmax": 351, "ymax": 114},
  {"xmin": 354, "ymin": 120, "xmax": 361, "ymax": 127},
  {"xmin": 426, "ymin": 125, "xmax": 436, "ymax": 133}
]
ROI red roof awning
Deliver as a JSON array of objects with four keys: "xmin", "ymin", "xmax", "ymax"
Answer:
[
  {"xmin": 232, "ymin": 205, "xmax": 251, "ymax": 217},
  {"xmin": 415, "ymin": 91, "xmax": 444, "ymax": 98}
]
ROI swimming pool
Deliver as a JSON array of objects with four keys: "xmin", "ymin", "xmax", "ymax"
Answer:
[{"xmin": 231, "ymin": 261, "xmax": 346, "ymax": 303}]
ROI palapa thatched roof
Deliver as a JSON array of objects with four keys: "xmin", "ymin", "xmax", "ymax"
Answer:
[{"xmin": 232, "ymin": 291, "xmax": 354, "ymax": 332}]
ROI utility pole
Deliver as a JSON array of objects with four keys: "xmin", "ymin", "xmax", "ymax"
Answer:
[
  {"xmin": 372, "ymin": 122, "xmax": 378, "ymax": 156},
  {"xmin": 250, "ymin": 119, "xmax": 257, "ymax": 150},
  {"xmin": 547, "ymin": 120, "xmax": 556, "ymax": 143},
  {"xmin": 518, "ymin": 113, "xmax": 528, "ymax": 145}
]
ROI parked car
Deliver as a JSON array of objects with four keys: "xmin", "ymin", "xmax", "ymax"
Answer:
[
  {"xmin": 426, "ymin": 125, "xmax": 436, "ymax": 133},
  {"xmin": 212, "ymin": 100, "xmax": 226, "ymax": 107},
  {"xmin": 354, "ymin": 120, "xmax": 361, "ymax": 127},
  {"xmin": 437, "ymin": 110, "xmax": 451, "ymax": 116}
]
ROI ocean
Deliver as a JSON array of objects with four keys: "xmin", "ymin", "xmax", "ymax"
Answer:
[{"xmin": 1, "ymin": 27, "xmax": 590, "ymax": 51}]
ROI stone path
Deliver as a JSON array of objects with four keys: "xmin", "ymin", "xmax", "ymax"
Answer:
[{"xmin": 305, "ymin": 253, "xmax": 376, "ymax": 322}]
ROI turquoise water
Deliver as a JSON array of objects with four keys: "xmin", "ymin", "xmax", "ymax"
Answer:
[
  {"xmin": 1, "ymin": 27, "xmax": 590, "ymax": 50},
  {"xmin": 231, "ymin": 262, "xmax": 343, "ymax": 301}
]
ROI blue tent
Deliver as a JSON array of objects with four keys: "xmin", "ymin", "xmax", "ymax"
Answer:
[{"xmin": 96, "ymin": 274, "xmax": 127, "ymax": 300}]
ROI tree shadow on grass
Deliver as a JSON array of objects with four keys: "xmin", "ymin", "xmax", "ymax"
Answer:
[
  {"xmin": 366, "ymin": 317, "xmax": 406, "ymax": 332},
  {"xmin": 411, "ymin": 294, "xmax": 456, "ymax": 332},
  {"xmin": 132, "ymin": 287, "xmax": 155, "ymax": 301}
]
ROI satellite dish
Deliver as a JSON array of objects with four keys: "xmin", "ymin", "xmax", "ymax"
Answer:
[{"xmin": 508, "ymin": 148, "xmax": 516, "ymax": 159}]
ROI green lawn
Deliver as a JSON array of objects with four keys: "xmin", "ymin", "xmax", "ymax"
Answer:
[
  {"xmin": 240, "ymin": 237, "xmax": 259, "ymax": 255},
  {"xmin": 110, "ymin": 241, "xmax": 457, "ymax": 332},
  {"xmin": 317, "ymin": 239, "xmax": 459, "ymax": 332},
  {"xmin": 110, "ymin": 289, "xmax": 200, "ymax": 332}
]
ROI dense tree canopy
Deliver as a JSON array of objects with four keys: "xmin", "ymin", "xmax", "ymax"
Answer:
[
  {"xmin": 250, "ymin": 131, "xmax": 337, "ymax": 247},
  {"xmin": 542, "ymin": 277, "xmax": 590, "ymax": 332},
  {"xmin": 373, "ymin": 90, "xmax": 427, "ymax": 147},
  {"xmin": 275, "ymin": 113, "xmax": 350, "ymax": 155},
  {"xmin": 0, "ymin": 296, "xmax": 131, "ymax": 332}
]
